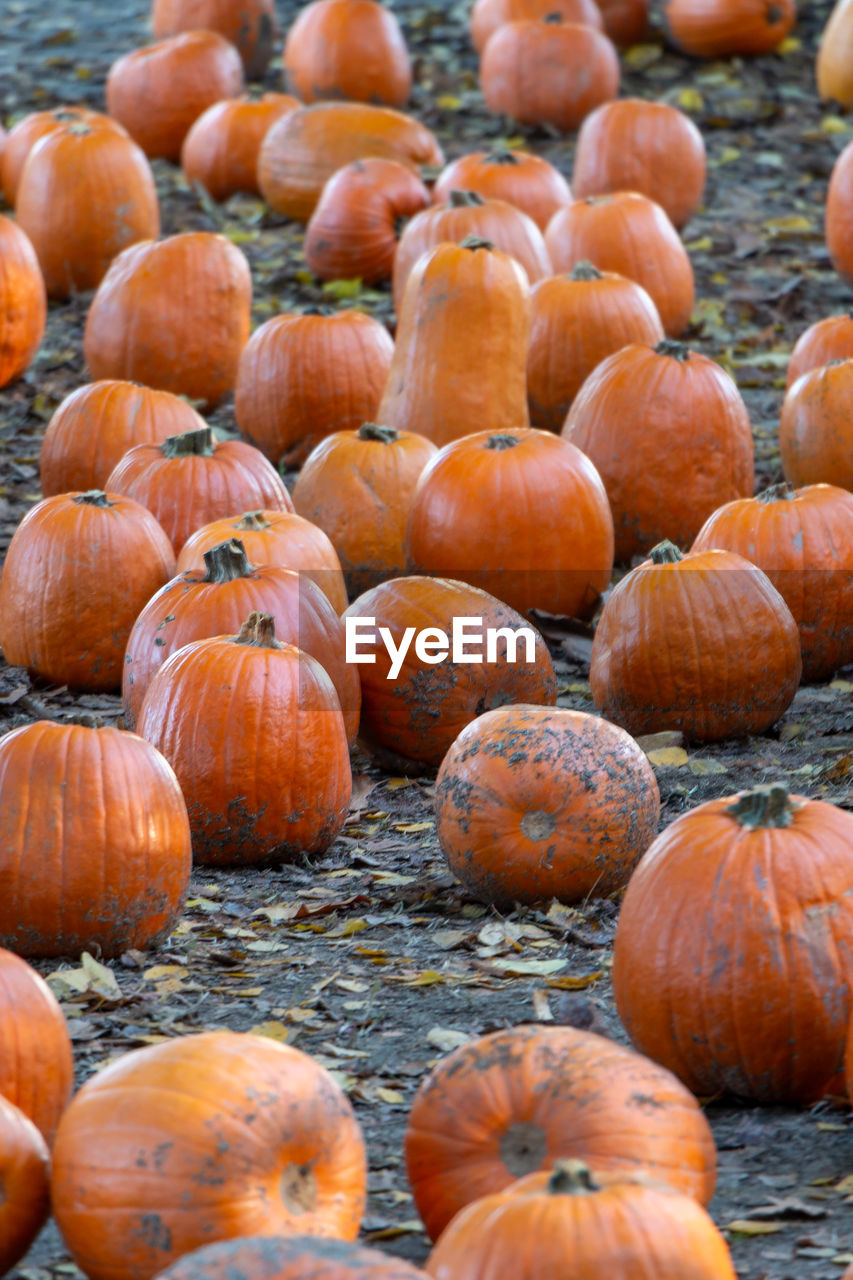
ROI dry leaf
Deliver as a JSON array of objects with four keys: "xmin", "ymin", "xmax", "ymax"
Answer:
[{"xmin": 427, "ymin": 1027, "xmax": 471, "ymax": 1052}]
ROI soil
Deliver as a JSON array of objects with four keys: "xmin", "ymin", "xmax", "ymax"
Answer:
[{"xmin": 4, "ymin": 1, "xmax": 853, "ymax": 1277}]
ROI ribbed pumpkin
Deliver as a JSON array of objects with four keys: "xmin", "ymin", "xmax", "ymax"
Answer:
[
  {"xmin": 84, "ymin": 232, "xmax": 252, "ymax": 407},
  {"xmin": 234, "ymin": 307, "xmax": 394, "ymax": 467},
  {"xmin": 343, "ymin": 576, "xmax": 556, "ymax": 768},
  {"xmin": 431, "ymin": 149, "xmax": 572, "ymax": 232},
  {"xmin": 151, "ymin": 0, "xmax": 279, "ymax": 76},
  {"xmin": 105, "ymin": 30, "xmax": 245, "ymax": 161},
  {"xmin": 0, "ymin": 718, "xmax": 191, "ymax": 957},
  {"xmin": 435, "ymin": 704, "xmax": 660, "ymax": 907},
  {"xmin": 155, "ymin": 1236, "xmax": 427, "ymax": 1280},
  {"xmin": 480, "ymin": 16, "xmax": 620, "ymax": 133},
  {"xmin": 545, "ymin": 192, "xmax": 695, "ymax": 337},
  {"xmin": 691, "ymin": 482, "xmax": 853, "ymax": 683},
  {"xmin": 661, "ymin": 0, "xmax": 796, "ymax": 56},
  {"xmin": 0, "ymin": 105, "xmax": 128, "ymax": 206},
  {"xmin": 826, "ymin": 140, "xmax": 853, "ymax": 285},
  {"xmin": 39, "ymin": 380, "xmax": 207, "ymax": 496},
  {"xmin": 0, "ymin": 1095, "xmax": 50, "ymax": 1276},
  {"xmin": 818, "ymin": 0, "xmax": 853, "ymax": 106},
  {"xmin": 51, "ymin": 1031, "xmax": 368, "ymax": 1280},
  {"xmin": 614, "ymin": 785, "xmax": 853, "ymax": 1103},
  {"xmin": 0, "ymin": 490, "xmax": 175, "ymax": 692},
  {"xmin": 589, "ymin": 541, "xmax": 802, "ymax": 741},
  {"xmin": 392, "ymin": 191, "xmax": 551, "ymax": 314},
  {"xmin": 379, "ymin": 238, "xmax": 532, "ymax": 448},
  {"xmin": 0, "ymin": 213, "xmax": 46, "ymax": 387},
  {"xmin": 15, "ymin": 118, "xmax": 160, "ymax": 299},
  {"xmin": 122, "ymin": 538, "xmax": 360, "ymax": 740},
  {"xmin": 181, "ymin": 93, "xmax": 300, "ymax": 201},
  {"xmin": 0, "ymin": 948, "xmax": 74, "ymax": 1145},
  {"xmin": 563, "ymin": 340, "xmax": 754, "ymax": 562},
  {"xmin": 572, "ymin": 98, "xmax": 706, "ymax": 230},
  {"xmin": 175, "ymin": 510, "xmax": 348, "ymax": 613},
  {"xmin": 406, "ymin": 429, "xmax": 614, "ymax": 620},
  {"xmin": 257, "ymin": 101, "xmax": 444, "ymax": 222},
  {"xmin": 304, "ymin": 158, "xmax": 430, "ymax": 284},
  {"xmin": 404, "ymin": 1024, "xmax": 717, "ymax": 1242},
  {"xmin": 787, "ymin": 314, "xmax": 853, "ymax": 387},
  {"xmin": 470, "ymin": 0, "xmax": 604, "ymax": 52},
  {"xmin": 427, "ymin": 1161, "xmax": 735, "ymax": 1280},
  {"xmin": 137, "ymin": 612, "xmax": 352, "ymax": 865},
  {"xmin": 527, "ymin": 262, "xmax": 664, "ymax": 431},
  {"xmin": 283, "ymin": 0, "xmax": 412, "ymax": 107},
  {"xmin": 292, "ymin": 423, "xmax": 438, "ymax": 597},
  {"xmin": 596, "ymin": 0, "xmax": 650, "ymax": 44},
  {"xmin": 779, "ymin": 358, "xmax": 853, "ymax": 490}
]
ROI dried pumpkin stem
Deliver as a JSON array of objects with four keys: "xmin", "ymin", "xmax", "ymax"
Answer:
[
  {"xmin": 73, "ymin": 490, "xmax": 113, "ymax": 507},
  {"xmin": 161, "ymin": 426, "xmax": 214, "ymax": 457},
  {"xmin": 544, "ymin": 10, "xmax": 565, "ymax": 20},
  {"xmin": 302, "ymin": 305, "xmax": 335, "ymax": 317},
  {"xmin": 233, "ymin": 611, "xmax": 283, "ymax": 648},
  {"xmin": 655, "ymin": 339, "xmax": 691, "ymax": 362},
  {"xmin": 486, "ymin": 434, "xmax": 519, "ymax": 450},
  {"xmin": 726, "ymin": 783, "xmax": 795, "ymax": 829},
  {"xmin": 547, "ymin": 1160, "xmax": 601, "ymax": 1195},
  {"xmin": 358, "ymin": 422, "xmax": 398, "ymax": 443},
  {"xmin": 201, "ymin": 538, "xmax": 256, "ymax": 582},
  {"xmin": 65, "ymin": 713, "xmax": 104, "ymax": 729},
  {"xmin": 756, "ymin": 481, "xmax": 796, "ymax": 503},
  {"xmin": 235, "ymin": 511, "xmax": 272, "ymax": 531},
  {"xmin": 459, "ymin": 234, "xmax": 494, "ymax": 251},
  {"xmin": 648, "ymin": 540, "xmax": 683, "ymax": 563},
  {"xmin": 568, "ymin": 261, "xmax": 604, "ymax": 282},
  {"xmin": 486, "ymin": 147, "xmax": 520, "ymax": 165},
  {"xmin": 448, "ymin": 189, "xmax": 486, "ymax": 207}
]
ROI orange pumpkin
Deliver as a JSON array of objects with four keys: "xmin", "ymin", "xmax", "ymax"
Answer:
[
  {"xmin": 779, "ymin": 357, "xmax": 853, "ymax": 490},
  {"xmin": 404, "ymin": 1024, "xmax": 717, "ymax": 1242},
  {"xmin": 818, "ymin": 0, "xmax": 853, "ymax": 106},
  {"xmin": 137, "ymin": 612, "xmax": 352, "ymax": 864},
  {"xmin": 787, "ymin": 314, "xmax": 853, "ymax": 387},
  {"xmin": 545, "ymin": 192, "xmax": 695, "ymax": 337},
  {"xmin": 0, "ymin": 1095, "xmax": 50, "ymax": 1276},
  {"xmin": 614, "ymin": 784, "xmax": 853, "ymax": 1102},
  {"xmin": 0, "ymin": 718, "xmax": 191, "ymax": 957},
  {"xmin": 572, "ymin": 98, "xmax": 706, "ymax": 229},
  {"xmin": 0, "ymin": 213, "xmax": 46, "ymax": 387},
  {"xmin": 0, "ymin": 106, "xmax": 128, "ymax": 206},
  {"xmin": 181, "ymin": 93, "xmax": 300, "ymax": 201},
  {"xmin": 155, "ymin": 1236, "xmax": 427, "ymax": 1280},
  {"xmin": 596, "ymin": 0, "xmax": 650, "ymax": 43},
  {"xmin": 106, "ymin": 30, "xmax": 245, "ymax": 162},
  {"xmin": 0, "ymin": 948, "xmax": 74, "ymax": 1145},
  {"xmin": 0, "ymin": 490, "xmax": 175, "ymax": 692},
  {"xmin": 405, "ymin": 428, "xmax": 614, "ymax": 621},
  {"xmin": 283, "ymin": 0, "xmax": 412, "ymax": 107},
  {"xmin": 827, "ymin": 140, "xmax": 853, "ymax": 285},
  {"xmin": 84, "ymin": 232, "xmax": 252, "ymax": 407},
  {"xmin": 662, "ymin": 0, "xmax": 796, "ymax": 56},
  {"xmin": 431, "ymin": 148, "xmax": 572, "ymax": 232},
  {"xmin": 51, "ymin": 1031, "xmax": 368, "ymax": 1278},
  {"xmin": 470, "ymin": 0, "xmax": 604, "ymax": 52},
  {"xmin": 151, "ymin": 0, "xmax": 279, "ymax": 77}
]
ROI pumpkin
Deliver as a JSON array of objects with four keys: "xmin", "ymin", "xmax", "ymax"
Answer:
[
  {"xmin": 545, "ymin": 191, "xmax": 695, "ymax": 337},
  {"xmin": 257, "ymin": 101, "xmax": 444, "ymax": 222},
  {"xmin": 614, "ymin": 784, "xmax": 853, "ymax": 1102},
  {"xmin": 175, "ymin": 510, "xmax": 349, "ymax": 614},
  {"xmin": 39, "ymin": 380, "xmax": 208, "ymax": 496},
  {"xmin": 292, "ymin": 423, "xmax": 438, "ymax": 597},
  {"xmin": 104, "ymin": 425, "xmax": 293, "ymax": 554},
  {"xmin": 589, "ymin": 540, "xmax": 802, "ymax": 741},
  {"xmin": 105, "ymin": 31, "xmax": 244, "ymax": 162},
  {"xmin": 181, "ymin": 93, "xmax": 300, "ymax": 201},
  {"xmin": 16, "ymin": 119, "xmax": 160, "ymax": 299},
  {"xmin": 562, "ymin": 340, "xmax": 754, "ymax": 563},
  {"xmin": 434, "ymin": 704, "xmax": 660, "ymax": 907},
  {"xmin": 572, "ymin": 98, "xmax": 706, "ymax": 229},
  {"xmin": 596, "ymin": 0, "xmax": 650, "ymax": 44},
  {"xmin": 404, "ymin": 1023, "xmax": 717, "ymax": 1242},
  {"xmin": 661, "ymin": 0, "xmax": 796, "ymax": 56},
  {"xmin": 787, "ymin": 314, "xmax": 853, "ymax": 387},
  {"xmin": 0, "ymin": 1095, "xmax": 50, "ymax": 1276},
  {"xmin": 342, "ymin": 576, "xmax": 557, "ymax": 769},
  {"xmin": 431, "ymin": 148, "xmax": 572, "ymax": 232},
  {"xmin": 392, "ymin": 190, "xmax": 551, "ymax": 314},
  {"xmin": 527, "ymin": 262, "xmax": 664, "ymax": 431},
  {"xmin": 691, "ymin": 482, "xmax": 853, "ymax": 683},
  {"xmin": 0, "ymin": 718, "xmax": 190, "ymax": 958},
  {"xmin": 0, "ymin": 213, "xmax": 46, "ymax": 387},
  {"xmin": 136, "ymin": 612, "xmax": 352, "ymax": 865},
  {"xmin": 818, "ymin": 0, "xmax": 853, "ymax": 105},
  {"xmin": 151, "ymin": 0, "xmax": 279, "ymax": 77},
  {"xmin": 283, "ymin": 0, "xmax": 412, "ymax": 107},
  {"xmin": 51, "ymin": 1030, "xmax": 368, "ymax": 1280},
  {"xmin": 234, "ymin": 307, "xmax": 394, "ymax": 467},
  {"xmin": 779, "ymin": 358, "xmax": 853, "ymax": 490},
  {"xmin": 379, "ymin": 238, "xmax": 532, "ymax": 448},
  {"xmin": 480, "ymin": 16, "xmax": 620, "ymax": 133},
  {"xmin": 405, "ymin": 428, "xmax": 614, "ymax": 621},
  {"xmin": 470, "ymin": 0, "xmax": 603, "ymax": 52},
  {"xmin": 122, "ymin": 538, "xmax": 360, "ymax": 741},
  {"xmin": 827, "ymin": 140, "xmax": 853, "ymax": 285},
  {"xmin": 427, "ymin": 1161, "xmax": 735, "ymax": 1280},
  {"xmin": 304, "ymin": 158, "xmax": 431, "ymax": 284},
  {"xmin": 154, "ymin": 1236, "xmax": 427, "ymax": 1280},
  {"xmin": 0, "ymin": 948, "xmax": 74, "ymax": 1145},
  {"xmin": 0, "ymin": 105, "xmax": 128, "ymax": 206},
  {"xmin": 0, "ymin": 490, "xmax": 175, "ymax": 692},
  {"xmin": 84, "ymin": 232, "xmax": 252, "ymax": 407}
]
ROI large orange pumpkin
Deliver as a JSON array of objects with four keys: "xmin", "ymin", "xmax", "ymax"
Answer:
[
  {"xmin": 787, "ymin": 313, "xmax": 853, "ymax": 388},
  {"xmin": 0, "ymin": 213, "xmax": 46, "ymax": 387},
  {"xmin": 826, "ymin": 140, "xmax": 853, "ymax": 285},
  {"xmin": 155, "ymin": 1236, "xmax": 427, "ymax": 1280},
  {"xmin": 181, "ymin": 93, "xmax": 300, "ymax": 201},
  {"xmin": 431, "ymin": 148, "xmax": 572, "ymax": 232},
  {"xmin": 0, "ymin": 948, "xmax": 74, "ymax": 1145},
  {"xmin": 151, "ymin": 0, "xmax": 279, "ymax": 76},
  {"xmin": 596, "ymin": 0, "xmax": 650, "ymax": 43},
  {"xmin": 51, "ymin": 1031, "xmax": 368, "ymax": 1280},
  {"xmin": 779, "ymin": 357, "xmax": 853, "ymax": 490},
  {"xmin": 0, "ymin": 105, "xmax": 128, "ymax": 206},
  {"xmin": 0, "ymin": 1094, "xmax": 51, "ymax": 1276},
  {"xmin": 470, "ymin": 0, "xmax": 603, "ymax": 52},
  {"xmin": 283, "ymin": 0, "xmax": 412, "ymax": 107},
  {"xmin": 662, "ymin": 0, "xmax": 796, "ymax": 56}
]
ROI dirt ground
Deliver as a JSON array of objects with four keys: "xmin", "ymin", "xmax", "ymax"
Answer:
[{"xmin": 4, "ymin": 0, "xmax": 853, "ymax": 1276}]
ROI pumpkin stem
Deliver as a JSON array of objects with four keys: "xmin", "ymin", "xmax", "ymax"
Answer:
[
  {"xmin": 448, "ymin": 189, "xmax": 486, "ymax": 207},
  {"xmin": 235, "ymin": 510, "xmax": 272, "ymax": 531},
  {"xmin": 568, "ymin": 260, "xmax": 604, "ymax": 282},
  {"xmin": 161, "ymin": 426, "xmax": 215, "ymax": 458},
  {"xmin": 358, "ymin": 422, "xmax": 398, "ymax": 443},
  {"xmin": 486, "ymin": 434, "xmax": 519, "ymax": 450},
  {"xmin": 67, "ymin": 120, "xmax": 93, "ymax": 136},
  {"xmin": 302, "ymin": 305, "xmax": 335, "ymax": 316},
  {"xmin": 655, "ymin": 339, "xmax": 691, "ymax": 362},
  {"xmin": 726, "ymin": 783, "xmax": 795, "ymax": 830},
  {"xmin": 459, "ymin": 234, "xmax": 494, "ymax": 251},
  {"xmin": 648, "ymin": 540, "xmax": 684, "ymax": 564},
  {"xmin": 73, "ymin": 490, "xmax": 113, "ymax": 507},
  {"xmin": 544, "ymin": 10, "xmax": 565, "ymax": 20},
  {"xmin": 486, "ymin": 147, "xmax": 520, "ymax": 165},
  {"xmin": 233, "ymin": 611, "xmax": 283, "ymax": 648},
  {"xmin": 201, "ymin": 538, "xmax": 256, "ymax": 582},
  {"xmin": 756, "ymin": 481, "xmax": 796, "ymax": 504},
  {"xmin": 547, "ymin": 1160, "xmax": 601, "ymax": 1195},
  {"xmin": 65, "ymin": 712, "xmax": 104, "ymax": 729}
]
